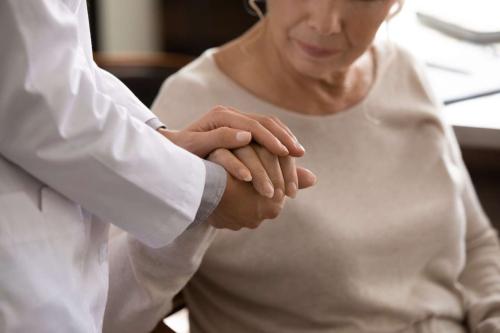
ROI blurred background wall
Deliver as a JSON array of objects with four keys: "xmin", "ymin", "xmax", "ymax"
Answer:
[
  {"xmin": 97, "ymin": 0, "xmax": 161, "ymax": 53},
  {"xmin": 89, "ymin": 0, "xmax": 259, "ymax": 55}
]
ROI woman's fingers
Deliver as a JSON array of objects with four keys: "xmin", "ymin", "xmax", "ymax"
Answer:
[
  {"xmin": 253, "ymin": 144, "xmax": 286, "ymax": 201},
  {"xmin": 279, "ymin": 156, "xmax": 298, "ymax": 198},
  {"xmin": 296, "ymin": 167, "xmax": 317, "ymax": 189},
  {"xmin": 233, "ymin": 146, "xmax": 275, "ymax": 198},
  {"xmin": 189, "ymin": 127, "xmax": 253, "ymax": 157},
  {"xmin": 208, "ymin": 148, "xmax": 252, "ymax": 182}
]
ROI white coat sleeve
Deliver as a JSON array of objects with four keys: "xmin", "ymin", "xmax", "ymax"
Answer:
[
  {"xmin": 0, "ymin": 0, "xmax": 206, "ymax": 248},
  {"xmin": 93, "ymin": 65, "xmax": 162, "ymax": 125}
]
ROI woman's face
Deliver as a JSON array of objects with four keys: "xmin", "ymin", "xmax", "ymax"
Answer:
[{"xmin": 265, "ymin": 0, "xmax": 397, "ymax": 79}]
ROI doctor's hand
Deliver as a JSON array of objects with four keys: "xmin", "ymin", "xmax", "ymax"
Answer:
[
  {"xmin": 157, "ymin": 105, "xmax": 305, "ymax": 159},
  {"xmin": 208, "ymin": 144, "xmax": 317, "ymax": 199},
  {"xmin": 207, "ymin": 174, "xmax": 286, "ymax": 230}
]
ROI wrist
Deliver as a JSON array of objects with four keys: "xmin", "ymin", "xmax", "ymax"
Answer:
[{"xmin": 157, "ymin": 128, "xmax": 179, "ymax": 143}]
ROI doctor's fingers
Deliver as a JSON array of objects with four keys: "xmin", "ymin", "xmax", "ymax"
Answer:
[
  {"xmin": 160, "ymin": 127, "xmax": 253, "ymax": 158},
  {"xmin": 191, "ymin": 106, "xmax": 295, "ymax": 157},
  {"xmin": 226, "ymin": 108, "xmax": 305, "ymax": 158},
  {"xmin": 187, "ymin": 127, "xmax": 256, "ymax": 157},
  {"xmin": 208, "ymin": 148, "xmax": 252, "ymax": 182}
]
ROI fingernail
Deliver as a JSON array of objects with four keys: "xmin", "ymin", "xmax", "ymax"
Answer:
[
  {"xmin": 295, "ymin": 141, "xmax": 305, "ymax": 152},
  {"xmin": 303, "ymin": 168, "xmax": 318, "ymax": 186},
  {"xmin": 293, "ymin": 137, "xmax": 305, "ymax": 152},
  {"xmin": 287, "ymin": 182, "xmax": 297, "ymax": 198},
  {"xmin": 262, "ymin": 182, "xmax": 275, "ymax": 198},
  {"xmin": 236, "ymin": 131, "xmax": 251, "ymax": 142},
  {"xmin": 310, "ymin": 174, "xmax": 318, "ymax": 186},
  {"xmin": 240, "ymin": 169, "xmax": 252, "ymax": 182}
]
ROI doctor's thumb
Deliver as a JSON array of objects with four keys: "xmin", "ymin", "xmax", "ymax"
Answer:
[{"xmin": 190, "ymin": 128, "xmax": 252, "ymax": 157}]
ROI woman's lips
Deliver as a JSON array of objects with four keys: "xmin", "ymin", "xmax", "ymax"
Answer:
[{"xmin": 294, "ymin": 39, "xmax": 341, "ymax": 58}]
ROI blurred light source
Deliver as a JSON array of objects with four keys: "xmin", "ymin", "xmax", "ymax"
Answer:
[{"xmin": 163, "ymin": 308, "xmax": 189, "ymax": 333}]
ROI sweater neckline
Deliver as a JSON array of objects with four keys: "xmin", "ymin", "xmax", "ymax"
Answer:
[{"xmin": 200, "ymin": 41, "xmax": 393, "ymax": 122}]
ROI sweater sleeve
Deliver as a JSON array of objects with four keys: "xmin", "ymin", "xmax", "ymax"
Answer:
[
  {"xmin": 103, "ymin": 223, "xmax": 217, "ymax": 333},
  {"xmin": 445, "ymin": 126, "xmax": 500, "ymax": 332},
  {"xmin": 403, "ymin": 44, "xmax": 500, "ymax": 331}
]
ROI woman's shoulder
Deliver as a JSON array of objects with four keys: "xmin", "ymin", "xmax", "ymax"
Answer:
[
  {"xmin": 376, "ymin": 39, "xmax": 426, "ymax": 77},
  {"xmin": 158, "ymin": 49, "xmax": 223, "ymax": 98},
  {"xmin": 375, "ymin": 39, "xmax": 442, "ymax": 109},
  {"xmin": 151, "ymin": 49, "xmax": 229, "ymax": 128}
]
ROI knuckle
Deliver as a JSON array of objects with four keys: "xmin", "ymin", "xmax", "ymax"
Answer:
[
  {"xmin": 262, "ymin": 203, "xmax": 282, "ymax": 220},
  {"xmin": 267, "ymin": 206, "xmax": 281, "ymax": 220},
  {"xmin": 223, "ymin": 128, "xmax": 237, "ymax": 142},
  {"xmin": 212, "ymin": 105, "xmax": 225, "ymax": 112},
  {"xmin": 208, "ymin": 148, "xmax": 226, "ymax": 161},
  {"xmin": 211, "ymin": 105, "xmax": 227, "ymax": 117},
  {"xmin": 261, "ymin": 117, "xmax": 275, "ymax": 128},
  {"xmin": 249, "ymin": 119, "xmax": 261, "ymax": 130},
  {"xmin": 269, "ymin": 116, "xmax": 281, "ymax": 124},
  {"xmin": 215, "ymin": 126, "xmax": 231, "ymax": 139}
]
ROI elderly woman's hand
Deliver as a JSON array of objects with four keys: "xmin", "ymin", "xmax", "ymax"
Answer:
[{"xmin": 208, "ymin": 144, "xmax": 316, "ymax": 199}]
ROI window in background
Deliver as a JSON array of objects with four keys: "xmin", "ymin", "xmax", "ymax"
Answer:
[{"xmin": 390, "ymin": 0, "xmax": 500, "ymax": 104}]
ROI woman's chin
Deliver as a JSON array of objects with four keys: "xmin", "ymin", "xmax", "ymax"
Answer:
[{"xmin": 289, "ymin": 58, "xmax": 337, "ymax": 81}]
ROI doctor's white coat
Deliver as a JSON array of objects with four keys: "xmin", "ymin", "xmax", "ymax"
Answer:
[{"xmin": 0, "ymin": 1, "xmax": 212, "ymax": 331}]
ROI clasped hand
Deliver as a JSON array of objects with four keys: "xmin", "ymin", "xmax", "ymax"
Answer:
[{"xmin": 158, "ymin": 106, "xmax": 316, "ymax": 230}]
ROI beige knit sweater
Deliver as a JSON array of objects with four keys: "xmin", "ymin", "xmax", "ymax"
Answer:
[{"xmin": 104, "ymin": 41, "xmax": 500, "ymax": 333}]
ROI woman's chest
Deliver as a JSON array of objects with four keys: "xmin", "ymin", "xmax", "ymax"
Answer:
[{"xmin": 203, "ymin": 115, "xmax": 467, "ymax": 293}]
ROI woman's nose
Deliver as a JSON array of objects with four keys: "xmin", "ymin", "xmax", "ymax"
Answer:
[{"xmin": 307, "ymin": 0, "xmax": 342, "ymax": 35}]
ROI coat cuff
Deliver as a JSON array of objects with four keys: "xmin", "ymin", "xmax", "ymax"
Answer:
[
  {"xmin": 192, "ymin": 160, "xmax": 227, "ymax": 225},
  {"xmin": 145, "ymin": 117, "xmax": 166, "ymax": 130}
]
